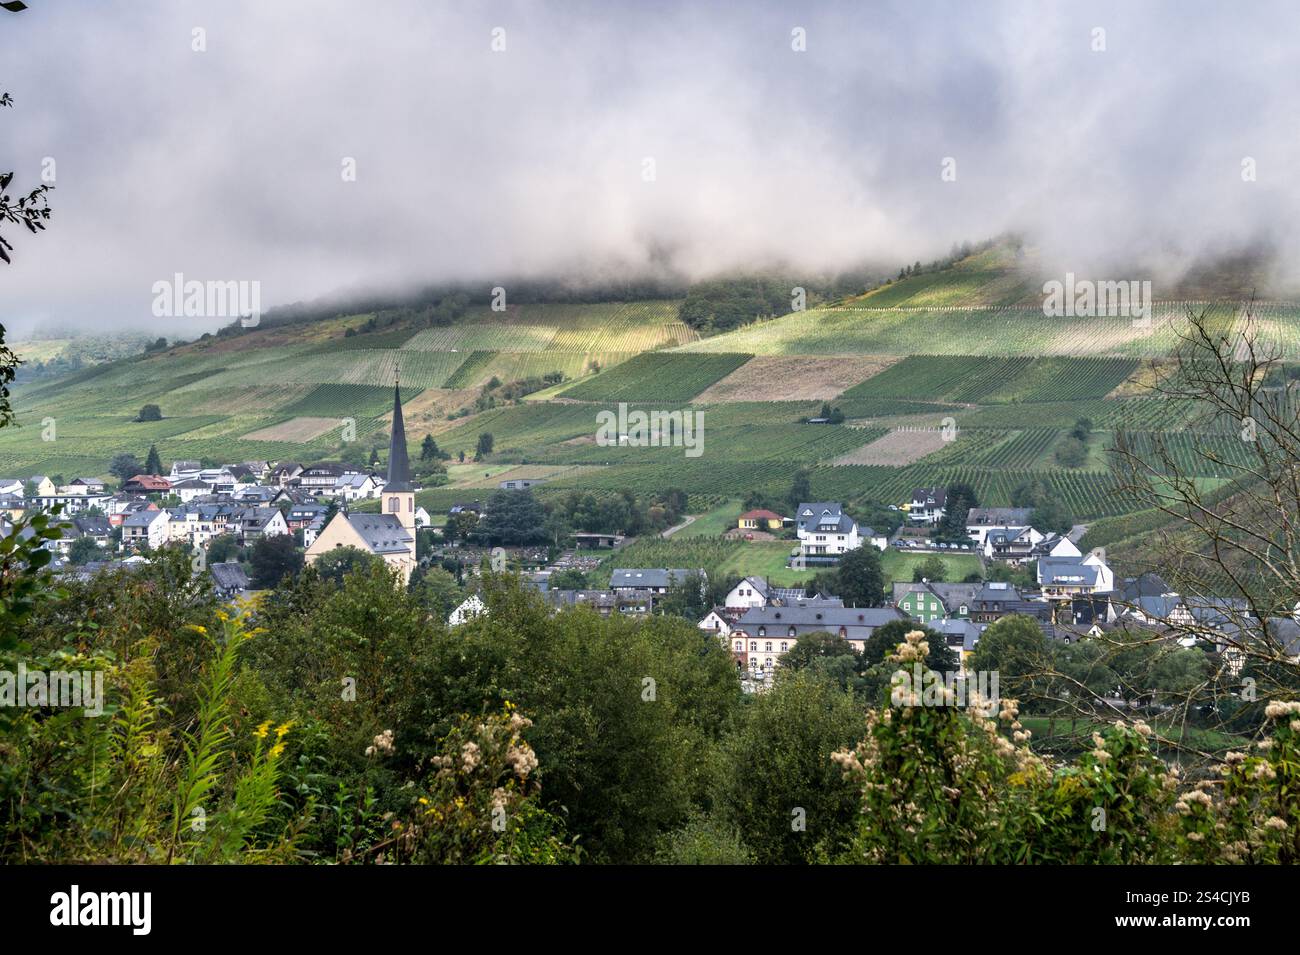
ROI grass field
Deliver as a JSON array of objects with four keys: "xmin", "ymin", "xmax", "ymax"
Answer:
[{"xmin": 879, "ymin": 549, "xmax": 983, "ymax": 586}]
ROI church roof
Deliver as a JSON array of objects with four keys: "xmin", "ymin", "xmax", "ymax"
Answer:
[
  {"xmin": 386, "ymin": 379, "xmax": 413, "ymax": 493},
  {"xmin": 345, "ymin": 513, "xmax": 414, "ymax": 555}
]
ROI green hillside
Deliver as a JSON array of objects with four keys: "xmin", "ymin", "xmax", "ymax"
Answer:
[{"xmin": 5, "ymin": 248, "xmax": 1290, "ymax": 564}]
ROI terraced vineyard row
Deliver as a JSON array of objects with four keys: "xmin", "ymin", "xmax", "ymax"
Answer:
[
  {"xmin": 959, "ymin": 397, "xmax": 1201, "ymax": 431},
  {"xmin": 1108, "ymin": 431, "xmax": 1261, "ymax": 479},
  {"xmin": 559, "ymin": 353, "xmax": 753, "ymax": 402},
  {"xmin": 530, "ymin": 423, "xmax": 881, "ymax": 467},
  {"xmin": 809, "ymin": 463, "xmax": 1134, "ymax": 519},
  {"xmin": 908, "ymin": 428, "xmax": 1055, "ymax": 470},
  {"xmin": 839, "ymin": 355, "xmax": 1139, "ymax": 404}
]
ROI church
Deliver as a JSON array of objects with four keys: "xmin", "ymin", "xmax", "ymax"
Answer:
[{"xmin": 305, "ymin": 380, "xmax": 417, "ymax": 584}]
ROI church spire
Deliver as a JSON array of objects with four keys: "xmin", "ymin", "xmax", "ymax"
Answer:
[{"xmin": 386, "ymin": 375, "xmax": 412, "ymax": 492}]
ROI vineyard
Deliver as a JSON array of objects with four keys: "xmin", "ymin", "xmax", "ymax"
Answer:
[
  {"xmin": 808, "ymin": 463, "xmax": 1135, "ymax": 519},
  {"xmin": 559, "ymin": 353, "xmax": 753, "ymax": 402},
  {"xmin": 676, "ymin": 304, "xmax": 1244, "ymax": 358},
  {"xmin": 916, "ymin": 428, "xmax": 1061, "ymax": 469}
]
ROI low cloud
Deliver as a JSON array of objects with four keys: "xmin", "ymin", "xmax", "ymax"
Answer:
[{"xmin": 3, "ymin": 0, "xmax": 1300, "ymax": 334}]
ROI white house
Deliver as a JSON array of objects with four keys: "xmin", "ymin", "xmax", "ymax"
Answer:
[
  {"xmin": 57, "ymin": 477, "xmax": 107, "ymax": 496},
  {"xmin": 965, "ymin": 507, "xmax": 1033, "ymax": 546},
  {"xmin": 333, "ymin": 473, "xmax": 386, "ymax": 501},
  {"xmin": 698, "ymin": 609, "xmax": 733, "ymax": 639},
  {"xmin": 238, "ymin": 507, "xmax": 290, "ymax": 543},
  {"xmin": 448, "ymin": 594, "xmax": 487, "ymax": 627},
  {"xmin": 122, "ymin": 509, "xmax": 170, "ymax": 550},
  {"xmin": 794, "ymin": 502, "xmax": 861, "ymax": 559},
  {"xmin": 908, "ymin": 487, "xmax": 947, "ymax": 525},
  {"xmin": 725, "ymin": 576, "xmax": 771, "ymax": 612},
  {"xmin": 1037, "ymin": 551, "xmax": 1115, "ymax": 601}
]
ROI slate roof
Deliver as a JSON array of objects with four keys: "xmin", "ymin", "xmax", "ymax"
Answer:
[
  {"xmin": 1039, "ymin": 557, "xmax": 1101, "ymax": 586},
  {"xmin": 210, "ymin": 561, "xmax": 250, "ymax": 592},
  {"xmin": 123, "ymin": 510, "xmax": 166, "ymax": 527},
  {"xmin": 345, "ymin": 513, "xmax": 414, "ymax": 555},
  {"xmin": 733, "ymin": 604, "xmax": 907, "ymax": 640},
  {"xmin": 385, "ymin": 381, "xmax": 413, "ymax": 493},
  {"xmin": 967, "ymin": 507, "xmax": 1032, "ymax": 526},
  {"xmin": 610, "ymin": 568, "xmax": 701, "ymax": 589},
  {"xmin": 795, "ymin": 502, "xmax": 843, "ymax": 532},
  {"xmin": 910, "ymin": 487, "xmax": 947, "ymax": 508}
]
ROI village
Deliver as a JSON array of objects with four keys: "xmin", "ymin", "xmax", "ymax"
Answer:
[{"xmin": 5, "ymin": 392, "xmax": 1289, "ymax": 694}]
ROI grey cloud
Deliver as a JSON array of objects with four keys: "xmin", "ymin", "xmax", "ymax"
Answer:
[{"xmin": 3, "ymin": 0, "xmax": 1300, "ymax": 334}]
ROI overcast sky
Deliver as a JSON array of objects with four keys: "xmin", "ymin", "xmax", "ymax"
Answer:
[{"xmin": 3, "ymin": 0, "xmax": 1299, "ymax": 335}]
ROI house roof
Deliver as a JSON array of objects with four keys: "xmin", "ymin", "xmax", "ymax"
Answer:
[
  {"xmin": 210, "ymin": 561, "xmax": 250, "ymax": 591},
  {"xmin": 610, "ymin": 568, "xmax": 701, "ymax": 589},
  {"xmin": 239, "ymin": 507, "xmax": 282, "ymax": 529},
  {"xmin": 734, "ymin": 604, "xmax": 906, "ymax": 639},
  {"xmin": 1121, "ymin": 573, "xmax": 1172, "ymax": 602},
  {"xmin": 967, "ymin": 507, "xmax": 1031, "ymax": 526},
  {"xmin": 796, "ymin": 502, "xmax": 842, "ymax": 523},
  {"xmin": 731, "ymin": 575, "xmax": 770, "ymax": 598},
  {"xmin": 123, "ymin": 510, "xmax": 166, "ymax": 527},
  {"xmin": 73, "ymin": 514, "xmax": 111, "ymax": 535},
  {"xmin": 1039, "ymin": 557, "xmax": 1100, "ymax": 586},
  {"xmin": 910, "ymin": 487, "xmax": 947, "ymax": 507},
  {"xmin": 125, "ymin": 475, "xmax": 172, "ymax": 490},
  {"xmin": 739, "ymin": 509, "xmax": 783, "ymax": 521}
]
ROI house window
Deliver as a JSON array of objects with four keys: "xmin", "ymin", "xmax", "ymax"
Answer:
[
  {"xmin": 757, "ymin": 627, "xmax": 766, "ymax": 637},
  {"xmin": 780, "ymin": 642, "xmax": 788, "ymax": 652},
  {"xmin": 387, "ymin": 497, "xmax": 398, "ymax": 513},
  {"xmin": 788, "ymin": 626, "xmax": 796, "ymax": 638},
  {"xmin": 734, "ymin": 641, "xmax": 742, "ymax": 651},
  {"xmin": 764, "ymin": 642, "xmax": 772, "ymax": 652},
  {"xmin": 749, "ymin": 642, "xmax": 757, "ymax": 652}
]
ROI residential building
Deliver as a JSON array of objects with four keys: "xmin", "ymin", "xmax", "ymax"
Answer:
[
  {"xmin": 794, "ymin": 502, "xmax": 861, "ymax": 561},
  {"xmin": 121, "ymin": 509, "xmax": 169, "ymax": 550},
  {"xmin": 738, "ymin": 509, "xmax": 784, "ymax": 531},
  {"xmin": 729, "ymin": 605, "xmax": 909, "ymax": 675},
  {"xmin": 297, "ymin": 462, "xmax": 362, "ymax": 493},
  {"xmin": 724, "ymin": 576, "xmax": 771, "ymax": 612},
  {"xmin": 237, "ymin": 507, "xmax": 290, "ymax": 543},
  {"xmin": 965, "ymin": 506, "xmax": 1033, "ymax": 545},
  {"xmin": 210, "ymin": 561, "xmax": 251, "ymax": 599},
  {"xmin": 121, "ymin": 475, "xmax": 172, "ymax": 495},
  {"xmin": 333, "ymin": 472, "xmax": 385, "ymax": 501},
  {"xmin": 1037, "ymin": 552, "xmax": 1115, "ymax": 601},
  {"xmin": 698, "ymin": 608, "xmax": 733, "ymax": 637},
  {"xmin": 908, "ymin": 487, "xmax": 947, "ymax": 524},
  {"xmin": 610, "ymin": 568, "xmax": 703, "ymax": 596}
]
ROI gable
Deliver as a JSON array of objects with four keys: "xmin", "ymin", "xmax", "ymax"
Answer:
[{"xmin": 305, "ymin": 512, "xmax": 372, "ymax": 557}]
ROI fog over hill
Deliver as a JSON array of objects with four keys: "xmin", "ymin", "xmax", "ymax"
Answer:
[{"xmin": 5, "ymin": 0, "xmax": 1300, "ymax": 337}]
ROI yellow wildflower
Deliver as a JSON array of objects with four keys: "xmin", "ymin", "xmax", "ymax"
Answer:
[{"xmin": 253, "ymin": 720, "xmax": 271, "ymax": 739}]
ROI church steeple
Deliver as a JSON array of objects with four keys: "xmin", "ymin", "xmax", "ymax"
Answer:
[{"xmin": 386, "ymin": 374, "xmax": 412, "ymax": 493}]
